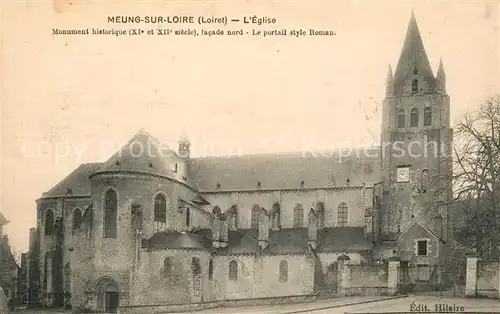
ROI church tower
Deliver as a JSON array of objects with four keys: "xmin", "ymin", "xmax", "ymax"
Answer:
[{"xmin": 380, "ymin": 12, "xmax": 453, "ymax": 245}]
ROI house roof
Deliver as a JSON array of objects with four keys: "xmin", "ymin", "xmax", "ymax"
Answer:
[
  {"xmin": 189, "ymin": 147, "xmax": 381, "ymax": 192},
  {"xmin": 42, "ymin": 163, "xmax": 103, "ymax": 198}
]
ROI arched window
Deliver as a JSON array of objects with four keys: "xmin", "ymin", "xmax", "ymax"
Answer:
[
  {"xmin": 251, "ymin": 205, "xmax": 260, "ymax": 229},
  {"xmin": 154, "ymin": 194, "xmax": 167, "ymax": 223},
  {"xmin": 412, "ymin": 79, "xmax": 419, "ymax": 93},
  {"xmin": 413, "ymin": 66, "xmax": 418, "ymax": 75},
  {"xmin": 293, "ymin": 204, "xmax": 304, "ymax": 227},
  {"xmin": 185, "ymin": 207, "xmax": 190, "ymax": 227},
  {"xmin": 229, "ymin": 260, "xmax": 238, "ymax": 281},
  {"xmin": 104, "ymin": 189, "xmax": 117, "ymax": 238},
  {"xmin": 208, "ymin": 259, "xmax": 214, "ymax": 280},
  {"xmin": 45, "ymin": 209, "xmax": 54, "ymax": 235},
  {"xmin": 212, "ymin": 206, "xmax": 221, "ymax": 216},
  {"xmin": 163, "ymin": 257, "xmax": 172, "ymax": 279},
  {"xmin": 73, "ymin": 208, "xmax": 82, "ymax": 230},
  {"xmin": 279, "ymin": 260, "xmax": 288, "ymax": 282},
  {"xmin": 397, "ymin": 109, "xmax": 405, "ymax": 128},
  {"xmin": 410, "ymin": 108, "xmax": 419, "ymax": 127},
  {"xmin": 421, "ymin": 169, "xmax": 431, "ymax": 193},
  {"xmin": 424, "ymin": 107, "xmax": 432, "ymax": 126},
  {"xmin": 337, "ymin": 202, "xmax": 348, "ymax": 227}
]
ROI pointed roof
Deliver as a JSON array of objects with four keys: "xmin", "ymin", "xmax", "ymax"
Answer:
[
  {"xmin": 94, "ymin": 130, "xmax": 198, "ymax": 187},
  {"xmin": 437, "ymin": 58, "xmax": 445, "ymax": 77},
  {"xmin": 42, "ymin": 163, "xmax": 102, "ymax": 198},
  {"xmin": 0, "ymin": 212, "xmax": 9, "ymax": 226},
  {"xmin": 393, "ymin": 12, "xmax": 435, "ymax": 94}
]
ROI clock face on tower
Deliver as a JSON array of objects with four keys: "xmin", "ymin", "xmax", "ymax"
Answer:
[{"xmin": 396, "ymin": 166, "xmax": 410, "ymax": 183}]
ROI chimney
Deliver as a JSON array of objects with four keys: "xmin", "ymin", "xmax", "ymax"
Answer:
[
  {"xmin": 258, "ymin": 208, "xmax": 269, "ymax": 252},
  {"xmin": 308, "ymin": 209, "xmax": 318, "ymax": 252}
]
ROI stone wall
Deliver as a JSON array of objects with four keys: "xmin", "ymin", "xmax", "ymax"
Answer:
[
  {"xmin": 345, "ymin": 264, "xmax": 388, "ymax": 295},
  {"xmin": 477, "ymin": 261, "xmax": 499, "ymax": 298}
]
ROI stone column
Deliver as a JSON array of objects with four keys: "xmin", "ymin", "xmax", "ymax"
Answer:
[
  {"xmin": 465, "ymin": 253, "xmax": 478, "ymax": 297},
  {"xmin": 388, "ymin": 257, "xmax": 400, "ymax": 295},
  {"xmin": 337, "ymin": 254, "xmax": 350, "ymax": 297}
]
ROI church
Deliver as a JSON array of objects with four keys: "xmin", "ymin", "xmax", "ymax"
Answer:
[{"xmin": 26, "ymin": 13, "xmax": 453, "ymax": 313}]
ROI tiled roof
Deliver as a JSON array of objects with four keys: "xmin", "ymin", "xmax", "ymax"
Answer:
[
  {"xmin": 190, "ymin": 148, "xmax": 381, "ymax": 192},
  {"xmin": 393, "ymin": 12, "xmax": 436, "ymax": 95},
  {"xmin": 219, "ymin": 227, "xmax": 372, "ymax": 254},
  {"xmin": 42, "ymin": 163, "xmax": 103, "ymax": 198},
  {"xmin": 94, "ymin": 130, "xmax": 198, "ymax": 188},
  {"xmin": 317, "ymin": 227, "xmax": 373, "ymax": 253},
  {"xmin": 143, "ymin": 230, "xmax": 213, "ymax": 250}
]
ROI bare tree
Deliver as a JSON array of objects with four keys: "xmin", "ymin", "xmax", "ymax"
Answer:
[{"xmin": 452, "ymin": 95, "xmax": 500, "ymax": 259}]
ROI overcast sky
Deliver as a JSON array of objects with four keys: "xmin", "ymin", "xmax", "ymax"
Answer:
[{"xmin": 2, "ymin": 0, "xmax": 499, "ymax": 252}]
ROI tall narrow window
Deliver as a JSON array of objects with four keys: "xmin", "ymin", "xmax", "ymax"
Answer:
[
  {"xmin": 412, "ymin": 79, "xmax": 419, "ymax": 93},
  {"xmin": 413, "ymin": 66, "xmax": 418, "ymax": 75},
  {"xmin": 410, "ymin": 108, "xmax": 419, "ymax": 127},
  {"xmin": 337, "ymin": 202, "xmax": 348, "ymax": 227},
  {"xmin": 397, "ymin": 109, "xmax": 405, "ymax": 128},
  {"xmin": 104, "ymin": 189, "xmax": 117, "ymax": 238},
  {"xmin": 279, "ymin": 260, "xmax": 288, "ymax": 282},
  {"xmin": 73, "ymin": 208, "xmax": 82, "ymax": 230},
  {"xmin": 293, "ymin": 204, "xmax": 304, "ymax": 227},
  {"xmin": 251, "ymin": 205, "xmax": 260, "ymax": 229},
  {"xmin": 208, "ymin": 259, "xmax": 214, "ymax": 280},
  {"xmin": 45, "ymin": 209, "xmax": 54, "ymax": 235},
  {"xmin": 163, "ymin": 257, "xmax": 172, "ymax": 279},
  {"xmin": 185, "ymin": 207, "xmax": 191, "ymax": 227},
  {"xmin": 421, "ymin": 169, "xmax": 431, "ymax": 193},
  {"xmin": 424, "ymin": 107, "xmax": 432, "ymax": 126},
  {"xmin": 154, "ymin": 194, "xmax": 167, "ymax": 223},
  {"xmin": 192, "ymin": 257, "xmax": 202, "ymax": 297},
  {"xmin": 229, "ymin": 260, "xmax": 238, "ymax": 281}
]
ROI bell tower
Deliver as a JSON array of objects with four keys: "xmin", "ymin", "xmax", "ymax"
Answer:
[{"xmin": 380, "ymin": 12, "xmax": 453, "ymax": 242}]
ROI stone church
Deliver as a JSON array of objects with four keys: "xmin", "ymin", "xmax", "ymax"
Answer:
[{"xmin": 26, "ymin": 13, "xmax": 453, "ymax": 312}]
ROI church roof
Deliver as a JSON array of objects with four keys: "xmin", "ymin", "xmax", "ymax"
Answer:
[
  {"xmin": 40, "ymin": 131, "xmax": 382, "ymax": 199},
  {"xmin": 94, "ymin": 129, "xmax": 198, "ymax": 187},
  {"xmin": 393, "ymin": 12, "xmax": 436, "ymax": 95},
  {"xmin": 143, "ymin": 230, "xmax": 213, "ymax": 250},
  {"xmin": 189, "ymin": 148, "xmax": 381, "ymax": 192},
  {"xmin": 42, "ymin": 163, "xmax": 103, "ymax": 198},
  {"xmin": 218, "ymin": 227, "xmax": 372, "ymax": 255}
]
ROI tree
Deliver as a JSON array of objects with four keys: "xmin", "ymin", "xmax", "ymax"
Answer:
[{"xmin": 453, "ymin": 95, "xmax": 500, "ymax": 260}]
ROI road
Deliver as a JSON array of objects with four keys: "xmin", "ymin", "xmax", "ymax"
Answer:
[{"xmin": 16, "ymin": 295, "xmax": 500, "ymax": 314}]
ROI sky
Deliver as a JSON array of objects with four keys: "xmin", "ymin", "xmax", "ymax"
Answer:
[{"xmin": 1, "ymin": 0, "xmax": 499, "ymax": 252}]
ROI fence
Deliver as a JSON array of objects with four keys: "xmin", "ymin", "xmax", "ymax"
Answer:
[{"xmin": 477, "ymin": 260, "xmax": 499, "ymax": 298}]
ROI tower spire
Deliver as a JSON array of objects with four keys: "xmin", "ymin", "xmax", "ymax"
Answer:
[
  {"xmin": 436, "ymin": 58, "xmax": 446, "ymax": 93},
  {"xmin": 386, "ymin": 64, "xmax": 394, "ymax": 97},
  {"xmin": 393, "ymin": 12, "xmax": 436, "ymax": 95}
]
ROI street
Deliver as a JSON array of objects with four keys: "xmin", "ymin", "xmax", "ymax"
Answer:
[{"xmin": 16, "ymin": 295, "xmax": 500, "ymax": 314}]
